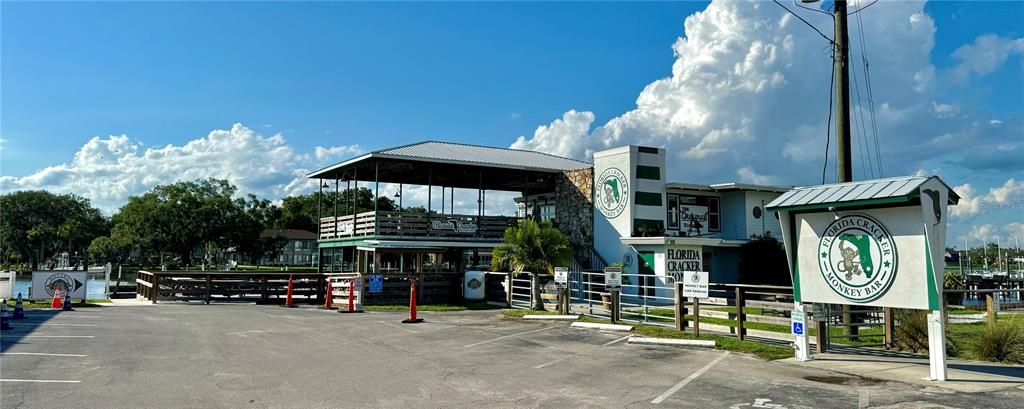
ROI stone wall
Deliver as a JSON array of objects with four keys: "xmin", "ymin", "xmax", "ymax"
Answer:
[{"xmin": 554, "ymin": 168, "xmax": 594, "ymax": 262}]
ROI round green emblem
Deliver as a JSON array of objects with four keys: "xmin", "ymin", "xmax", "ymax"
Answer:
[{"xmin": 818, "ymin": 214, "xmax": 898, "ymax": 303}]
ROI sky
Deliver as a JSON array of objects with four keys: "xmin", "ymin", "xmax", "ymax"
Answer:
[{"xmin": 1, "ymin": 0, "xmax": 1022, "ymax": 248}]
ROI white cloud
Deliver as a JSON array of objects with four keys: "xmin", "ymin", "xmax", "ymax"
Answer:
[
  {"xmin": 950, "ymin": 178, "xmax": 1024, "ymax": 218},
  {"xmin": 931, "ymin": 102, "xmax": 959, "ymax": 118},
  {"xmin": 0, "ymin": 124, "xmax": 361, "ymax": 213},
  {"xmin": 314, "ymin": 145, "xmax": 362, "ymax": 162},
  {"xmin": 511, "ymin": 110, "xmax": 595, "ymax": 159},
  {"xmin": 959, "ymin": 224, "xmax": 998, "ymax": 244},
  {"xmin": 950, "ymin": 34, "xmax": 1024, "ymax": 82},
  {"xmin": 1005, "ymin": 223, "xmax": 1024, "ymax": 241}
]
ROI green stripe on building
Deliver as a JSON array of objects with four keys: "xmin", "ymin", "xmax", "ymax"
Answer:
[
  {"xmin": 635, "ymin": 191, "xmax": 663, "ymax": 206},
  {"xmin": 636, "ymin": 165, "xmax": 661, "ymax": 180}
]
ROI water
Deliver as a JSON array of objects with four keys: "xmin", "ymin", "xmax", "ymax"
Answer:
[{"xmin": 13, "ymin": 277, "xmax": 111, "ymax": 299}]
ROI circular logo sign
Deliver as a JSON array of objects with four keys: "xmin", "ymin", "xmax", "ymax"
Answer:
[
  {"xmin": 690, "ymin": 272, "xmax": 701, "ymax": 283},
  {"xmin": 818, "ymin": 214, "xmax": 898, "ymax": 303},
  {"xmin": 467, "ymin": 278, "xmax": 482, "ymax": 289},
  {"xmin": 596, "ymin": 167, "xmax": 629, "ymax": 218},
  {"xmin": 44, "ymin": 273, "xmax": 76, "ymax": 297}
]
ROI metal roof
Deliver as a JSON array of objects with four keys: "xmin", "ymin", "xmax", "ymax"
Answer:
[
  {"xmin": 307, "ymin": 140, "xmax": 591, "ymax": 178},
  {"xmin": 766, "ymin": 175, "xmax": 960, "ymax": 211},
  {"xmin": 665, "ymin": 182, "xmax": 791, "ymax": 193}
]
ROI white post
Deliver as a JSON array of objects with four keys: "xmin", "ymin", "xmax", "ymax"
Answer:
[
  {"xmin": 104, "ymin": 263, "xmax": 112, "ymax": 299},
  {"xmin": 793, "ymin": 302, "xmax": 812, "ymax": 362},
  {"xmin": 927, "ymin": 310, "xmax": 947, "ymax": 381}
]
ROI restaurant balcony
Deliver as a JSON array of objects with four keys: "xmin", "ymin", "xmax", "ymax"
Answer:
[{"xmin": 319, "ymin": 211, "xmax": 519, "ymax": 241}]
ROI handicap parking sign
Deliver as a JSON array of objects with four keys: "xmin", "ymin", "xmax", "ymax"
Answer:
[
  {"xmin": 369, "ymin": 274, "xmax": 383, "ymax": 293},
  {"xmin": 792, "ymin": 322, "xmax": 804, "ymax": 336}
]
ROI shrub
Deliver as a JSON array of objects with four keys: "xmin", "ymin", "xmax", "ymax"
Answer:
[
  {"xmin": 892, "ymin": 310, "xmax": 957, "ymax": 356},
  {"xmin": 971, "ymin": 320, "xmax": 1024, "ymax": 363}
]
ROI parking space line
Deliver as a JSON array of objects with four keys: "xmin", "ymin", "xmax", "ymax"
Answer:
[
  {"xmin": 376, "ymin": 321, "xmax": 422, "ymax": 334},
  {"xmin": 28, "ymin": 315, "xmax": 102, "ymax": 319},
  {"xmin": 651, "ymin": 352, "xmax": 729, "ymax": 404},
  {"xmin": 463, "ymin": 326, "xmax": 555, "ymax": 348},
  {"xmin": 37, "ymin": 323, "xmax": 99, "ymax": 327},
  {"xmin": 603, "ymin": 335, "xmax": 632, "ymax": 346},
  {"xmin": 1, "ymin": 379, "xmax": 81, "ymax": 383},
  {"xmin": 1, "ymin": 352, "xmax": 88, "ymax": 357},
  {"xmin": 533, "ymin": 358, "xmax": 566, "ymax": 369},
  {"xmin": 22, "ymin": 335, "xmax": 96, "ymax": 338}
]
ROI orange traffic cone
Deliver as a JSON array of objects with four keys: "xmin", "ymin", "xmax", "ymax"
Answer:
[
  {"xmin": 51, "ymin": 289, "xmax": 64, "ymax": 310},
  {"xmin": 281, "ymin": 275, "xmax": 296, "ymax": 308},
  {"xmin": 321, "ymin": 281, "xmax": 335, "ymax": 310},
  {"xmin": 402, "ymin": 279, "xmax": 423, "ymax": 324}
]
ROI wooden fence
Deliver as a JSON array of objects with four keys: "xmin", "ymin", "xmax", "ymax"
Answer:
[
  {"xmin": 136, "ymin": 271, "xmax": 325, "ymax": 304},
  {"xmin": 319, "ymin": 211, "xmax": 517, "ymax": 240}
]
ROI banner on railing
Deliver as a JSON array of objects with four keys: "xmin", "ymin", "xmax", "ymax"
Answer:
[{"xmin": 431, "ymin": 218, "xmax": 477, "ymax": 233}]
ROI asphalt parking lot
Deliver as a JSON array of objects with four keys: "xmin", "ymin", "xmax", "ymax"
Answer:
[{"xmin": 2, "ymin": 305, "xmax": 1022, "ymax": 409}]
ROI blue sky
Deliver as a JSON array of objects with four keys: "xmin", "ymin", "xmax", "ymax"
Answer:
[{"xmin": 2, "ymin": 1, "xmax": 1023, "ymax": 246}]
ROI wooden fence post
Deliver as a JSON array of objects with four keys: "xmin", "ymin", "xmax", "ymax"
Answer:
[
  {"xmin": 735, "ymin": 287, "xmax": 745, "ymax": 341},
  {"xmin": 151, "ymin": 273, "xmax": 160, "ymax": 305},
  {"xmin": 883, "ymin": 307, "xmax": 895, "ymax": 349},
  {"xmin": 986, "ymin": 293, "xmax": 997, "ymax": 327},
  {"xmin": 693, "ymin": 297, "xmax": 701, "ymax": 337},
  {"xmin": 674, "ymin": 282, "xmax": 687, "ymax": 331},
  {"xmin": 205, "ymin": 274, "xmax": 212, "ymax": 305},
  {"xmin": 610, "ymin": 288, "xmax": 620, "ymax": 323},
  {"xmin": 506, "ymin": 273, "xmax": 513, "ymax": 307}
]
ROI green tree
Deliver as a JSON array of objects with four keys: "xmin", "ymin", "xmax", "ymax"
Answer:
[
  {"xmin": 277, "ymin": 187, "xmax": 396, "ymax": 232},
  {"xmin": 0, "ymin": 191, "xmax": 108, "ymax": 269},
  {"xmin": 490, "ymin": 219, "xmax": 573, "ymax": 310}
]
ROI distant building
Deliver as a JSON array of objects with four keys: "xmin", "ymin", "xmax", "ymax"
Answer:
[{"xmin": 260, "ymin": 229, "xmax": 318, "ymax": 266}]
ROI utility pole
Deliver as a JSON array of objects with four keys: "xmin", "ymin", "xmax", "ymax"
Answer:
[{"xmin": 834, "ymin": 0, "xmax": 853, "ymax": 183}]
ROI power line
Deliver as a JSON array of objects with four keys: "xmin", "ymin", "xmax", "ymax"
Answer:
[
  {"xmin": 822, "ymin": 53, "xmax": 836, "ymax": 184},
  {"xmin": 772, "ymin": 0, "xmax": 834, "ymax": 44},
  {"xmin": 849, "ymin": 43, "xmax": 875, "ymax": 179},
  {"xmin": 854, "ymin": 0, "xmax": 884, "ymax": 177},
  {"xmin": 792, "ymin": 0, "xmax": 832, "ymax": 17},
  {"xmin": 849, "ymin": 0, "xmax": 880, "ymax": 16}
]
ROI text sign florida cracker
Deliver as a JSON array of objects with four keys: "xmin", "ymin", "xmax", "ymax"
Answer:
[{"xmin": 768, "ymin": 176, "xmax": 958, "ymax": 310}]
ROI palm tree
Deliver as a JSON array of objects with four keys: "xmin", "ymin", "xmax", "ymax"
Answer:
[{"xmin": 491, "ymin": 219, "xmax": 573, "ymax": 310}]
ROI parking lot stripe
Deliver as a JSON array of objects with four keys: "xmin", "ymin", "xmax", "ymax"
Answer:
[
  {"xmin": 1, "ymin": 352, "xmax": 88, "ymax": 357},
  {"xmin": 377, "ymin": 321, "xmax": 422, "ymax": 334},
  {"xmin": 22, "ymin": 335, "xmax": 96, "ymax": 338},
  {"xmin": 463, "ymin": 326, "xmax": 555, "ymax": 348},
  {"xmin": 603, "ymin": 335, "xmax": 632, "ymax": 346},
  {"xmin": 38, "ymin": 323, "xmax": 99, "ymax": 327},
  {"xmin": 1, "ymin": 379, "xmax": 81, "ymax": 383},
  {"xmin": 533, "ymin": 358, "xmax": 566, "ymax": 369},
  {"xmin": 651, "ymin": 352, "xmax": 730, "ymax": 404}
]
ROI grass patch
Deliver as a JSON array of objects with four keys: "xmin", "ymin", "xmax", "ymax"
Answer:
[{"xmin": 583, "ymin": 316, "xmax": 792, "ymax": 360}]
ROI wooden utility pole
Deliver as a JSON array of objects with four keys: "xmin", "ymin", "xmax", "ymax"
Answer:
[{"xmin": 834, "ymin": 0, "xmax": 852, "ymax": 183}]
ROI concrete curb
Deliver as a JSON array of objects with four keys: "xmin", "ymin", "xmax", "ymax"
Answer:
[
  {"xmin": 522, "ymin": 315, "xmax": 580, "ymax": 321},
  {"xmin": 628, "ymin": 336, "xmax": 715, "ymax": 348},
  {"xmin": 570, "ymin": 322, "xmax": 634, "ymax": 331}
]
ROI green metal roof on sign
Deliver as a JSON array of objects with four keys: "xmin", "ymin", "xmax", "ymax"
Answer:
[{"xmin": 765, "ymin": 175, "xmax": 960, "ymax": 212}]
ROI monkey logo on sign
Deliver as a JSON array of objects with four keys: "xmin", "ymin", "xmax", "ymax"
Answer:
[
  {"xmin": 818, "ymin": 214, "xmax": 898, "ymax": 303},
  {"xmin": 44, "ymin": 273, "xmax": 82, "ymax": 297}
]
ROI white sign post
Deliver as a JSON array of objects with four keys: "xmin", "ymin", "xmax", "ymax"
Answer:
[
  {"xmin": 680, "ymin": 271, "xmax": 709, "ymax": 299},
  {"xmin": 792, "ymin": 304, "xmax": 811, "ymax": 361},
  {"xmin": 604, "ymin": 267, "xmax": 622, "ymax": 288},
  {"xmin": 554, "ymin": 267, "xmax": 568, "ymax": 287},
  {"xmin": 768, "ymin": 176, "xmax": 957, "ymax": 378}
]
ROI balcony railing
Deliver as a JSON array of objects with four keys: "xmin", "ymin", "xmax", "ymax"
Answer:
[{"xmin": 319, "ymin": 211, "xmax": 518, "ymax": 240}]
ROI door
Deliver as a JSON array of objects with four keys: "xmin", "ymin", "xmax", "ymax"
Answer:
[{"xmin": 638, "ymin": 251, "xmax": 656, "ymax": 298}]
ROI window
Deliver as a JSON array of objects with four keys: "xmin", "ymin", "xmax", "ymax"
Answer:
[
  {"xmin": 667, "ymin": 195, "xmax": 679, "ymax": 230},
  {"xmin": 540, "ymin": 204, "xmax": 556, "ymax": 222},
  {"xmin": 708, "ymin": 198, "xmax": 720, "ymax": 232}
]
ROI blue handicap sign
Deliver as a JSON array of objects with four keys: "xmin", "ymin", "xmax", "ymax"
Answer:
[
  {"xmin": 792, "ymin": 322, "xmax": 804, "ymax": 336},
  {"xmin": 368, "ymin": 274, "xmax": 384, "ymax": 293}
]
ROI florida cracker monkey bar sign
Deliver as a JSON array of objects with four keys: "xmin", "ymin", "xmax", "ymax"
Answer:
[{"xmin": 767, "ymin": 176, "xmax": 959, "ymax": 311}]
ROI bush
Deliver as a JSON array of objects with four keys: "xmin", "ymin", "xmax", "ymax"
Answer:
[
  {"xmin": 893, "ymin": 310, "xmax": 957, "ymax": 356},
  {"xmin": 971, "ymin": 321, "xmax": 1024, "ymax": 363}
]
